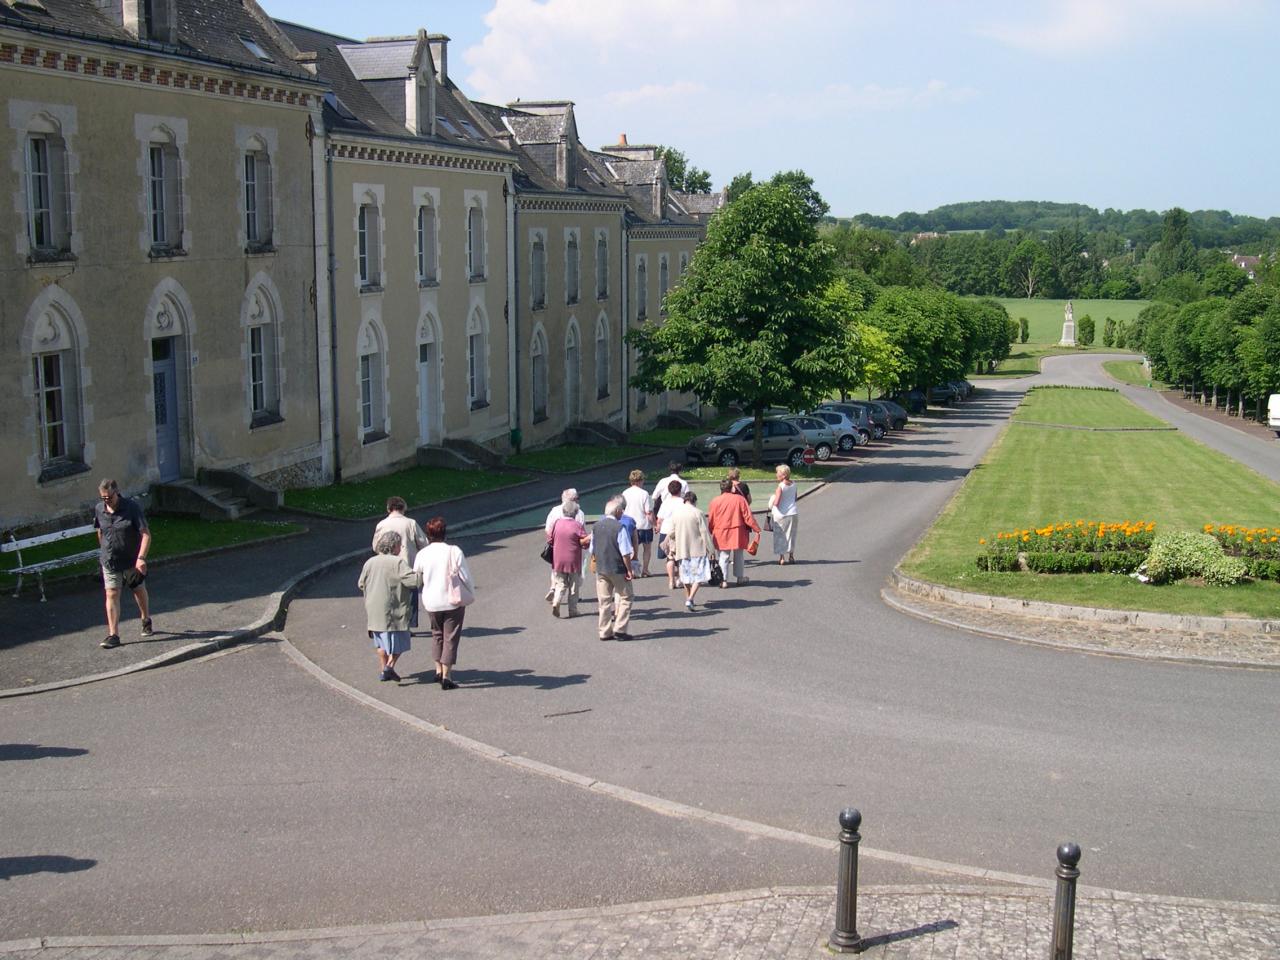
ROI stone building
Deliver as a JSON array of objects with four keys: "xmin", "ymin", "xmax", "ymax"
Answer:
[
  {"xmin": 1, "ymin": 0, "xmax": 327, "ymax": 529},
  {"xmin": 274, "ymin": 23, "xmax": 518, "ymax": 480}
]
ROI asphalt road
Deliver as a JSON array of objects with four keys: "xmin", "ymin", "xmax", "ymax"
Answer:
[
  {"xmin": 283, "ymin": 371, "xmax": 1278, "ymax": 904},
  {"xmin": 4, "ymin": 357, "xmax": 1277, "ymax": 940}
]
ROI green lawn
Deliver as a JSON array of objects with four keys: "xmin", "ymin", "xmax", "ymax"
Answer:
[
  {"xmin": 506, "ymin": 444, "xmax": 656, "ymax": 473},
  {"xmin": 1104, "ymin": 360, "xmax": 1167, "ymax": 389},
  {"xmin": 682, "ymin": 464, "xmax": 837, "ymax": 482},
  {"xmin": 901, "ymin": 388, "xmax": 1280, "ymax": 618},
  {"xmin": 995, "ymin": 298, "xmax": 1149, "ymax": 344},
  {"xmin": 1014, "ymin": 388, "xmax": 1165, "ymax": 429},
  {"xmin": 629, "ymin": 428, "xmax": 703, "ymax": 447},
  {"xmin": 2, "ymin": 515, "xmax": 306, "ymax": 582},
  {"xmin": 284, "ymin": 466, "xmax": 527, "ymax": 519}
]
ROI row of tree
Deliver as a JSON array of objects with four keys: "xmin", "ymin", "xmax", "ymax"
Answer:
[
  {"xmin": 852, "ymin": 200, "xmax": 1280, "ymax": 251},
  {"xmin": 1137, "ymin": 286, "xmax": 1280, "ymax": 421},
  {"xmin": 816, "ymin": 208, "xmax": 1272, "ymax": 302},
  {"xmin": 628, "ymin": 175, "xmax": 1014, "ymax": 459}
]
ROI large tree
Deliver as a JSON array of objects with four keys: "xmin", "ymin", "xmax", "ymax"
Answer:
[
  {"xmin": 656, "ymin": 145, "xmax": 711, "ymax": 193},
  {"xmin": 1002, "ymin": 236, "xmax": 1051, "ymax": 298},
  {"xmin": 628, "ymin": 183, "xmax": 858, "ymax": 463}
]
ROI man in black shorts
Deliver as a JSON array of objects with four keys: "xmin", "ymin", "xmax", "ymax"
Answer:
[{"xmin": 94, "ymin": 478, "xmax": 153, "ymax": 649}]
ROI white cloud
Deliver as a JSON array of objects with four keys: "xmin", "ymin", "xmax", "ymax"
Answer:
[
  {"xmin": 976, "ymin": 0, "xmax": 1255, "ymax": 56},
  {"xmin": 601, "ymin": 81, "xmax": 708, "ymax": 109}
]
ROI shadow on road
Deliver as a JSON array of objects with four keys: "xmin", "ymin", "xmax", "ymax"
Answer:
[
  {"xmin": 415, "ymin": 667, "xmax": 591, "ymax": 691},
  {"xmin": 0, "ymin": 743, "xmax": 89, "ymax": 761},
  {"xmin": 861, "ymin": 918, "xmax": 960, "ymax": 950},
  {"xmin": 0, "ymin": 855, "xmax": 97, "ymax": 880}
]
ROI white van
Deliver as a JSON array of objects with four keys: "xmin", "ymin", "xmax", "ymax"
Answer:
[{"xmin": 1269, "ymin": 394, "xmax": 1280, "ymax": 437}]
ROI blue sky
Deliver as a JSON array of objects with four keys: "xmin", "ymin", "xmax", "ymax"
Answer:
[{"xmin": 264, "ymin": 0, "xmax": 1279, "ymax": 219}]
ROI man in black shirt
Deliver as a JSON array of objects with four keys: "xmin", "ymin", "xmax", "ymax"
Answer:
[{"xmin": 93, "ymin": 478, "xmax": 153, "ymax": 649}]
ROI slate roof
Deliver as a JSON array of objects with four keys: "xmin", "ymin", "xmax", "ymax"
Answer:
[
  {"xmin": 0, "ymin": 0, "xmax": 317, "ymax": 82},
  {"xmin": 676, "ymin": 191, "xmax": 726, "ymax": 218},
  {"xmin": 338, "ymin": 39, "xmax": 414, "ymax": 80}
]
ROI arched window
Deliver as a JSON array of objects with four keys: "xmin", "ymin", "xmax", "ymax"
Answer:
[
  {"xmin": 530, "ymin": 234, "xmax": 546, "ymax": 310},
  {"xmin": 416, "ymin": 202, "xmax": 437, "ymax": 283},
  {"xmin": 595, "ymin": 232, "xmax": 608, "ymax": 299},
  {"xmin": 244, "ymin": 283, "xmax": 281, "ymax": 424},
  {"xmin": 659, "ymin": 254, "xmax": 670, "ymax": 315},
  {"xmin": 147, "ymin": 127, "xmax": 183, "ymax": 252},
  {"xmin": 243, "ymin": 137, "xmax": 273, "ymax": 250},
  {"xmin": 23, "ymin": 114, "xmax": 72, "ymax": 259},
  {"xmin": 357, "ymin": 321, "xmax": 386, "ymax": 440},
  {"xmin": 466, "ymin": 308, "xmax": 488, "ymax": 408},
  {"xmin": 26, "ymin": 295, "xmax": 86, "ymax": 479},
  {"xmin": 467, "ymin": 202, "xmax": 485, "ymax": 280},
  {"xmin": 634, "ymin": 347, "xmax": 648, "ymax": 411},
  {"xmin": 636, "ymin": 258, "xmax": 648, "ymax": 320},
  {"xmin": 565, "ymin": 322, "xmax": 581, "ymax": 423},
  {"xmin": 565, "ymin": 232, "xmax": 580, "ymax": 304},
  {"xmin": 595, "ymin": 315, "xmax": 610, "ymax": 399},
  {"xmin": 679, "ymin": 251, "xmax": 690, "ymax": 276},
  {"xmin": 357, "ymin": 199, "xmax": 381, "ymax": 288},
  {"xmin": 530, "ymin": 329, "xmax": 548, "ymax": 422}
]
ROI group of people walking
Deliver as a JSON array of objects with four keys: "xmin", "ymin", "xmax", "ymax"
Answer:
[
  {"xmin": 356, "ymin": 460, "xmax": 802, "ymax": 680},
  {"xmin": 545, "ymin": 460, "xmax": 801, "ymax": 637},
  {"xmin": 358, "ymin": 497, "xmax": 474, "ymax": 688}
]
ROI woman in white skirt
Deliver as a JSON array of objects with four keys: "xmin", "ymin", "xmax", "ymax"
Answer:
[
  {"xmin": 768, "ymin": 464, "xmax": 799, "ymax": 564},
  {"xmin": 668, "ymin": 490, "xmax": 715, "ymax": 610}
]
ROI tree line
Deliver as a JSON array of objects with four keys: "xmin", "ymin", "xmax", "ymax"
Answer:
[
  {"xmin": 820, "ymin": 207, "xmax": 1275, "ymax": 302},
  {"xmin": 851, "ymin": 199, "xmax": 1280, "ymax": 251}
]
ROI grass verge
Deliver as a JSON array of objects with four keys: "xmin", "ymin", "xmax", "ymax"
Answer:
[
  {"xmin": 506, "ymin": 444, "xmax": 656, "ymax": 473},
  {"xmin": 1, "ymin": 516, "xmax": 306, "ymax": 582},
  {"xmin": 682, "ymin": 465, "xmax": 837, "ymax": 482},
  {"xmin": 1104, "ymin": 360, "xmax": 1167, "ymax": 389},
  {"xmin": 994, "ymin": 298, "xmax": 1150, "ymax": 343},
  {"xmin": 901, "ymin": 388, "xmax": 1280, "ymax": 618},
  {"xmin": 284, "ymin": 466, "xmax": 526, "ymax": 520},
  {"xmin": 1014, "ymin": 388, "xmax": 1165, "ymax": 429}
]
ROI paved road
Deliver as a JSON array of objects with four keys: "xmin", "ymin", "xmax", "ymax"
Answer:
[
  {"xmin": 282, "ymin": 383, "xmax": 1278, "ymax": 903},
  {"xmin": 1041, "ymin": 352, "xmax": 1280, "ymax": 482}
]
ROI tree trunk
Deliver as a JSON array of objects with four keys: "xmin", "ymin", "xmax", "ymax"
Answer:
[
  {"xmin": 1211, "ymin": 384, "xmax": 1218, "ymax": 408},
  {"xmin": 752, "ymin": 408, "xmax": 764, "ymax": 467}
]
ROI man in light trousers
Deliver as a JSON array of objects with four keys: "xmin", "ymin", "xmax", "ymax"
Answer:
[{"xmin": 590, "ymin": 496, "xmax": 634, "ymax": 641}]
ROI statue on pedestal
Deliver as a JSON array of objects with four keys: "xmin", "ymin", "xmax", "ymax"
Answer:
[{"xmin": 1060, "ymin": 300, "xmax": 1076, "ymax": 346}]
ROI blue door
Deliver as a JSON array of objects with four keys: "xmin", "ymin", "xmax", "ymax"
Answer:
[{"xmin": 152, "ymin": 338, "xmax": 181, "ymax": 482}]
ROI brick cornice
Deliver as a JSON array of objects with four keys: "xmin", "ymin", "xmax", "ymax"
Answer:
[
  {"xmin": 516, "ymin": 195, "xmax": 629, "ymax": 215},
  {"xmin": 329, "ymin": 137, "xmax": 513, "ymax": 174}
]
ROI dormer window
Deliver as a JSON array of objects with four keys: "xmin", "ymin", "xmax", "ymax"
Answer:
[{"xmin": 239, "ymin": 35, "xmax": 273, "ymax": 62}]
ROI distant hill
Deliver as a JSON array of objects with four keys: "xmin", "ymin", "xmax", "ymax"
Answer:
[{"xmin": 849, "ymin": 201, "xmax": 1280, "ymax": 249}]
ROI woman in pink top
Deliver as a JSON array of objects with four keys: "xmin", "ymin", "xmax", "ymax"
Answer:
[{"xmin": 547, "ymin": 499, "xmax": 589, "ymax": 618}]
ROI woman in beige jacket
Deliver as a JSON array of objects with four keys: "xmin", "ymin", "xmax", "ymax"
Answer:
[
  {"xmin": 667, "ymin": 491, "xmax": 714, "ymax": 611},
  {"xmin": 358, "ymin": 530, "xmax": 422, "ymax": 683}
]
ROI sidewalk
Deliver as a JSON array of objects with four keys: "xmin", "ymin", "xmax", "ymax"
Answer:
[
  {"xmin": 0, "ymin": 451, "xmax": 681, "ymax": 693},
  {"xmin": 5, "ymin": 884, "xmax": 1276, "ymax": 958}
]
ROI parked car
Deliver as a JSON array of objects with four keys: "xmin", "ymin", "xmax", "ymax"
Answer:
[
  {"xmin": 928, "ymin": 383, "xmax": 958, "ymax": 405},
  {"xmin": 889, "ymin": 389, "xmax": 927, "ymax": 414},
  {"xmin": 864, "ymin": 399, "xmax": 907, "ymax": 431},
  {"xmin": 821, "ymin": 401, "xmax": 883, "ymax": 440},
  {"xmin": 783, "ymin": 416, "xmax": 837, "ymax": 460},
  {"xmin": 815, "ymin": 402, "xmax": 875, "ymax": 444},
  {"xmin": 805, "ymin": 410, "xmax": 865, "ymax": 451},
  {"xmin": 685, "ymin": 416, "xmax": 809, "ymax": 467},
  {"xmin": 1269, "ymin": 393, "xmax": 1280, "ymax": 437},
  {"xmin": 947, "ymin": 379, "xmax": 974, "ymax": 399},
  {"xmin": 871, "ymin": 397, "xmax": 909, "ymax": 429}
]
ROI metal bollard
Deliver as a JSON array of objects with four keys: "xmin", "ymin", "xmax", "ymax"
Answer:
[
  {"xmin": 1050, "ymin": 842, "xmax": 1082, "ymax": 960},
  {"xmin": 828, "ymin": 807, "xmax": 865, "ymax": 953}
]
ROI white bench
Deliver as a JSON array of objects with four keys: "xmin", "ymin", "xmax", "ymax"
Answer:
[{"xmin": 3, "ymin": 524, "xmax": 98, "ymax": 601}]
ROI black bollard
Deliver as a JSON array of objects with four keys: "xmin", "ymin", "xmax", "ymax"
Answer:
[
  {"xmin": 828, "ymin": 807, "xmax": 864, "ymax": 953},
  {"xmin": 1050, "ymin": 842, "xmax": 1081, "ymax": 960}
]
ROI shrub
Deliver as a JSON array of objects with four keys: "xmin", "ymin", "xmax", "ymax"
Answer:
[
  {"xmin": 1018, "ymin": 317, "xmax": 1029, "ymax": 343},
  {"xmin": 1078, "ymin": 315, "xmax": 1095, "ymax": 346},
  {"xmin": 1245, "ymin": 558, "xmax": 1280, "ymax": 581},
  {"xmin": 1024, "ymin": 551, "xmax": 1146, "ymax": 574},
  {"xmin": 1102, "ymin": 316, "xmax": 1116, "ymax": 347},
  {"xmin": 1144, "ymin": 531, "xmax": 1247, "ymax": 586}
]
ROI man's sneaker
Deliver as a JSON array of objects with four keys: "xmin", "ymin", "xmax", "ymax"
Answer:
[
  {"xmin": 384, "ymin": 667, "xmax": 401, "ymax": 682},
  {"xmin": 100, "ymin": 634, "xmax": 121, "ymax": 649},
  {"xmin": 140, "ymin": 618, "xmax": 154, "ymax": 637}
]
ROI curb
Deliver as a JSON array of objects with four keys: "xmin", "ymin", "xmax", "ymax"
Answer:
[
  {"xmin": 2, "ymin": 882, "xmax": 1273, "ymax": 952},
  {"xmin": 884, "ymin": 570, "xmax": 1280, "ymax": 670},
  {"xmin": 888, "ymin": 567, "xmax": 1280, "ymax": 636}
]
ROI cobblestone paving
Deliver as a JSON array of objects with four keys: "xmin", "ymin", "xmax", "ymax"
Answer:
[
  {"xmin": 10, "ymin": 887, "xmax": 1277, "ymax": 959},
  {"xmin": 885, "ymin": 587, "xmax": 1280, "ymax": 667}
]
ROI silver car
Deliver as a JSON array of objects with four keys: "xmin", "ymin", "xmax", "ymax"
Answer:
[
  {"xmin": 783, "ymin": 416, "xmax": 838, "ymax": 460},
  {"xmin": 685, "ymin": 416, "xmax": 809, "ymax": 467},
  {"xmin": 809, "ymin": 409, "xmax": 868, "ymax": 451}
]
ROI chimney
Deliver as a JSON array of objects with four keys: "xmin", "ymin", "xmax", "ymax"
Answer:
[
  {"xmin": 618, "ymin": 133, "xmax": 628, "ymax": 145},
  {"xmin": 428, "ymin": 34, "xmax": 449, "ymax": 84},
  {"xmin": 121, "ymin": 0, "xmax": 178, "ymax": 43}
]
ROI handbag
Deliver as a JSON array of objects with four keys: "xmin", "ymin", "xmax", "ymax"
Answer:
[
  {"xmin": 709, "ymin": 556, "xmax": 724, "ymax": 586},
  {"xmin": 446, "ymin": 547, "xmax": 476, "ymax": 607},
  {"xmin": 541, "ymin": 519, "xmax": 558, "ymax": 565},
  {"xmin": 746, "ymin": 536, "xmax": 759, "ymax": 557}
]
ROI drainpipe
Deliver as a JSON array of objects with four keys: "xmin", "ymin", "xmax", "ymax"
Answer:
[
  {"xmin": 505, "ymin": 173, "xmax": 519, "ymax": 445},
  {"xmin": 620, "ymin": 209, "xmax": 630, "ymax": 432},
  {"xmin": 323, "ymin": 138, "xmax": 341, "ymax": 482}
]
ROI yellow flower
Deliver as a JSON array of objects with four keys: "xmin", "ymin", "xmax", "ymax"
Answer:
[{"xmin": 979, "ymin": 538, "xmax": 987, "ymax": 545}]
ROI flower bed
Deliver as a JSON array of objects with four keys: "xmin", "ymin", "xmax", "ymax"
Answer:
[
  {"xmin": 1205, "ymin": 524, "xmax": 1280, "ymax": 581},
  {"xmin": 976, "ymin": 520, "xmax": 1156, "ymax": 572}
]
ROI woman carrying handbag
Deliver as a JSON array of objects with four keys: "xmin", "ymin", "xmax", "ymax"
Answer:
[
  {"xmin": 413, "ymin": 516, "xmax": 475, "ymax": 689},
  {"xmin": 768, "ymin": 464, "xmax": 799, "ymax": 564}
]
